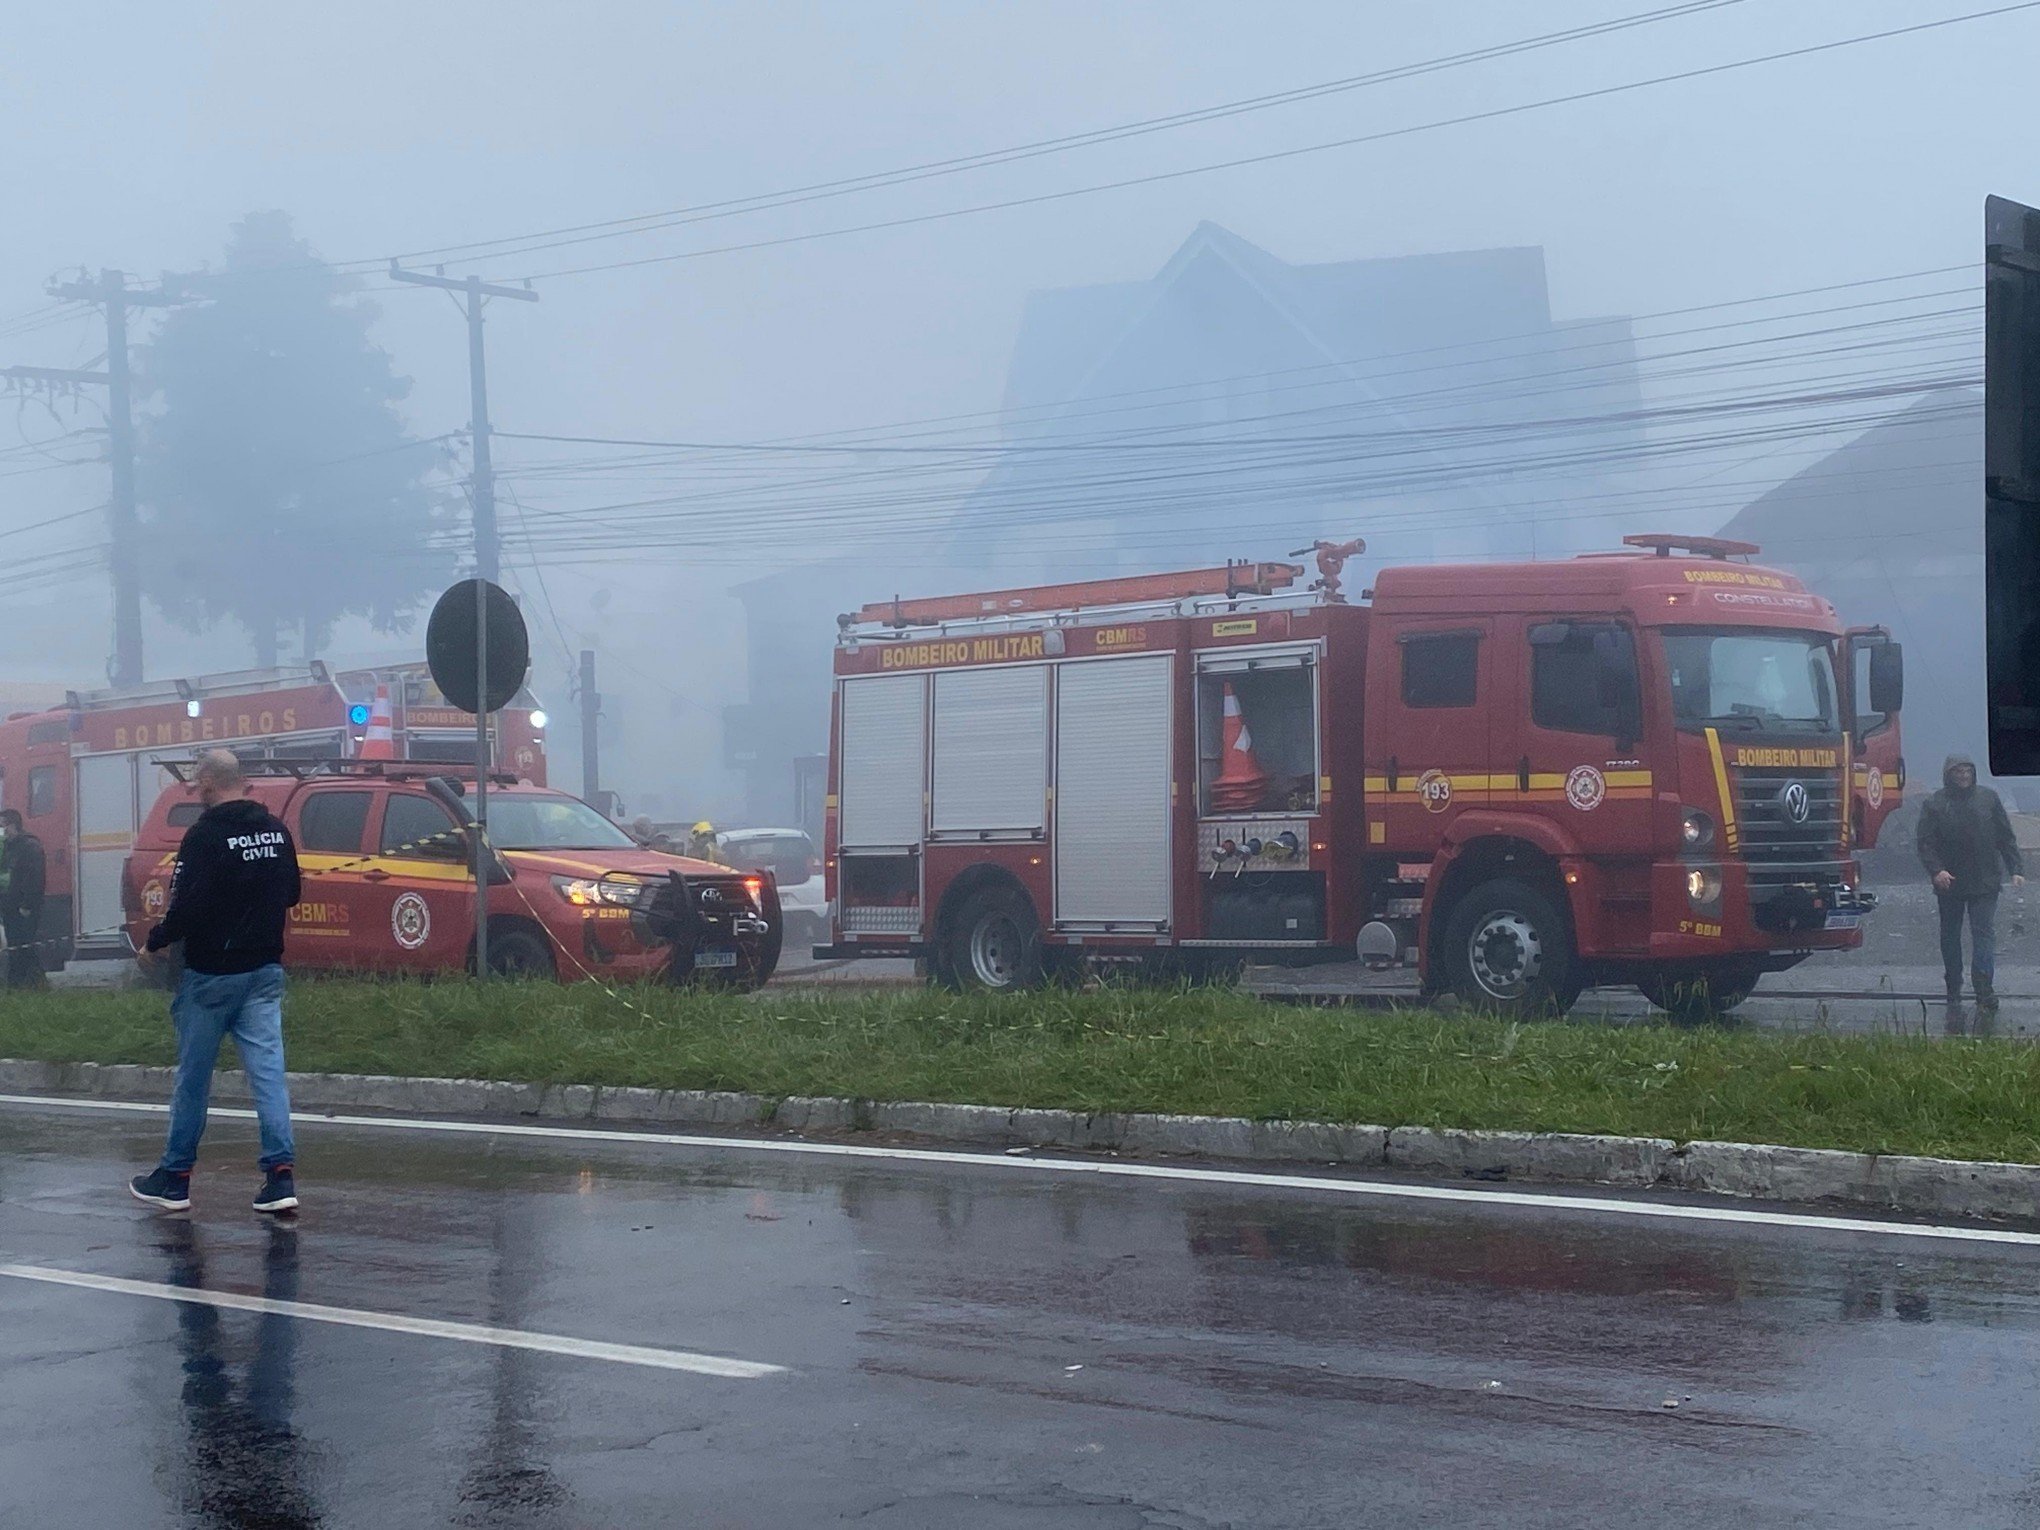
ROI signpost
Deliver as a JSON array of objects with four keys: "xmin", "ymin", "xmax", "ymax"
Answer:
[
  {"xmin": 426, "ymin": 579, "xmax": 530, "ymax": 976},
  {"xmin": 1986, "ymin": 194, "xmax": 2040, "ymax": 775}
]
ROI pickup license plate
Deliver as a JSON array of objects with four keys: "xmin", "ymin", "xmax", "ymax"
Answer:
[
  {"xmin": 1824, "ymin": 913, "xmax": 1861, "ymax": 931},
  {"xmin": 695, "ymin": 948, "xmax": 739, "ymax": 969}
]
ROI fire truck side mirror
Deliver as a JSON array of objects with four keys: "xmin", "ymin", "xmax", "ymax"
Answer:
[{"xmin": 1869, "ymin": 642, "xmax": 1904, "ymax": 717}]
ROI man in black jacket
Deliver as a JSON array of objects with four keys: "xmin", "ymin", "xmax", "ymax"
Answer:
[
  {"xmin": 130, "ymin": 751, "xmax": 304, "ymax": 1214},
  {"xmin": 1917, "ymin": 753, "xmax": 2026, "ymax": 1020},
  {"xmin": 0, "ymin": 809, "xmax": 47, "ymax": 989}
]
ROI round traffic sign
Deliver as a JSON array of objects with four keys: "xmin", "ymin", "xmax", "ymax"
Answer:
[{"xmin": 426, "ymin": 578, "xmax": 530, "ymax": 716}]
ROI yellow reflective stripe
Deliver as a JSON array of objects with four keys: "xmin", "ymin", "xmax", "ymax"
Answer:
[
  {"xmin": 298, "ymin": 851, "xmax": 470, "ymax": 883},
  {"xmin": 1362, "ymin": 769, "xmax": 1654, "ymax": 795},
  {"xmin": 381, "ymin": 860, "xmax": 471, "ymax": 883},
  {"xmin": 1705, "ymin": 728, "xmax": 1739, "ymax": 850}
]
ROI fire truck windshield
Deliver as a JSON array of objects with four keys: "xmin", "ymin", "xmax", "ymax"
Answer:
[
  {"xmin": 1663, "ymin": 628, "xmax": 1839, "ymax": 734},
  {"xmin": 486, "ymin": 795, "xmax": 638, "ymax": 851}
]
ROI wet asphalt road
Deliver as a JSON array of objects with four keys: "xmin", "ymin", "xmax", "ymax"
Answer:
[{"xmin": 4, "ymin": 1105, "xmax": 2040, "ymax": 1530}]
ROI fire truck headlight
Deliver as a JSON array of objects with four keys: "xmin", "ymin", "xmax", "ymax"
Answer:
[
  {"xmin": 528, "ymin": 710, "xmax": 547, "ymax": 731},
  {"xmin": 1685, "ymin": 867, "xmax": 1722, "ymax": 905},
  {"xmin": 1680, "ymin": 809, "xmax": 1716, "ymax": 850}
]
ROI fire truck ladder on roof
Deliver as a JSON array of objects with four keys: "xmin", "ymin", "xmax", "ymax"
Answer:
[
  {"xmin": 1618, "ymin": 533, "xmax": 1761, "ymax": 561},
  {"xmin": 152, "ymin": 756, "xmax": 519, "ymax": 787},
  {"xmin": 842, "ymin": 560, "xmax": 1307, "ymax": 639},
  {"xmin": 63, "ymin": 662, "xmax": 334, "ymax": 714}
]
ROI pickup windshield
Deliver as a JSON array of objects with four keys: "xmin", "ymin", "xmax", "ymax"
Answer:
[
  {"xmin": 1663, "ymin": 628, "xmax": 1838, "ymax": 733},
  {"xmin": 487, "ymin": 795, "xmax": 638, "ymax": 851}
]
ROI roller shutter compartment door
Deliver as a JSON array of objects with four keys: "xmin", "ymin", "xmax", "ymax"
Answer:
[
  {"xmin": 1055, "ymin": 656, "xmax": 1173, "ymax": 926},
  {"xmin": 932, "ymin": 666, "xmax": 1047, "ymax": 834},
  {"xmin": 75, "ymin": 752, "xmax": 138, "ymax": 943},
  {"xmin": 838, "ymin": 673, "xmax": 927, "ymax": 849}
]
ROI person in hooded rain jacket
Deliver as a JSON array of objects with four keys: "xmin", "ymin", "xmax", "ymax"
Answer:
[{"xmin": 1916, "ymin": 753, "xmax": 2025, "ymax": 1017}]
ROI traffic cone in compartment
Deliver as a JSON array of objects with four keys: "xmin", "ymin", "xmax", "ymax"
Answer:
[
  {"xmin": 1210, "ymin": 682, "xmax": 1268, "ymax": 812},
  {"xmin": 358, "ymin": 684, "xmax": 397, "ymax": 760}
]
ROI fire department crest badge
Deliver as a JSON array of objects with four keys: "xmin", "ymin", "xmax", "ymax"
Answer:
[
  {"xmin": 142, "ymin": 880, "xmax": 166, "ymax": 918},
  {"xmin": 1417, "ymin": 768, "xmax": 1453, "ymax": 814},
  {"xmin": 1866, "ymin": 767, "xmax": 1884, "ymax": 809},
  {"xmin": 391, "ymin": 891, "xmax": 431, "ymax": 950},
  {"xmin": 1565, "ymin": 764, "xmax": 1606, "ymax": 812}
]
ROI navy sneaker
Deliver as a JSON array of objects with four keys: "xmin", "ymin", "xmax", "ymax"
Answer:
[
  {"xmin": 253, "ymin": 1166, "xmax": 298, "ymax": 1214},
  {"xmin": 129, "ymin": 1168, "xmax": 192, "ymax": 1210}
]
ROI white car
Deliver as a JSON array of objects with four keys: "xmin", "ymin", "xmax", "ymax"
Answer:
[{"xmin": 716, "ymin": 828, "xmax": 830, "ymax": 954}]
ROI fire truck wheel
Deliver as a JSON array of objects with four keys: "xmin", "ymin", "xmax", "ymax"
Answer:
[
  {"xmin": 939, "ymin": 885, "xmax": 1045, "ymax": 993},
  {"xmin": 1441, "ymin": 877, "xmax": 1580, "ymax": 1018},
  {"xmin": 486, "ymin": 928, "xmax": 556, "ymax": 980},
  {"xmin": 1638, "ymin": 967, "xmax": 1759, "ymax": 1026}
]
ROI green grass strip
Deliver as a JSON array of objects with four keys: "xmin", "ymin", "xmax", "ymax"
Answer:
[{"xmin": 3, "ymin": 979, "xmax": 2035, "ymax": 1164}]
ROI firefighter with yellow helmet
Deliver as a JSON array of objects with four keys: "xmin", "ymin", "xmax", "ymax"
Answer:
[{"xmin": 687, "ymin": 820, "xmax": 724, "ymax": 864}]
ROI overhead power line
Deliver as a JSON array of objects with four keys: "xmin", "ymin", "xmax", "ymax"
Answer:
[
  {"xmin": 166, "ymin": 3, "xmax": 2034, "ymax": 294},
  {"xmin": 480, "ymin": 380, "xmax": 1979, "ymax": 558},
  {"xmin": 508, "ymin": 3, "xmax": 2040, "ymax": 282},
  {"xmin": 484, "ymin": 267, "xmax": 1977, "ymax": 494},
  {"xmin": 392, "ymin": 0, "xmax": 1749, "ymax": 270}
]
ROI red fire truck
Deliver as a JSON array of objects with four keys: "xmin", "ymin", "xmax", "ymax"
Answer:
[
  {"xmin": 0, "ymin": 661, "xmax": 549, "ymax": 968},
  {"xmin": 818, "ymin": 535, "xmax": 1904, "ymax": 1019}
]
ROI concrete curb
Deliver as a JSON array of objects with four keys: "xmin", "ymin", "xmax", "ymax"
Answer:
[{"xmin": 5, "ymin": 1057, "xmax": 2034, "ymax": 1224}]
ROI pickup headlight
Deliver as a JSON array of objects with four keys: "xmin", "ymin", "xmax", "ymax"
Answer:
[
  {"xmin": 551, "ymin": 875, "xmax": 646, "ymax": 908},
  {"xmin": 1680, "ymin": 809, "xmax": 1716, "ymax": 850}
]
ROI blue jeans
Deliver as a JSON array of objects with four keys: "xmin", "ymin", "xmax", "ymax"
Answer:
[
  {"xmin": 160, "ymin": 965, "xmax": 295, "ymax": 1174},
  {"xmin": 1937, "ymin": 892, "xmax": 1999, "ymax": 997}
]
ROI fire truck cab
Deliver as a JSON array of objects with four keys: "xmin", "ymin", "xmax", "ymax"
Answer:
[{"xmin": 821, "ymin": 536, "xmax": 1901, "ymax": 1019}]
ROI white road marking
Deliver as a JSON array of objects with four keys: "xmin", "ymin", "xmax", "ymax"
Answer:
[
  {"xmin": 0, "ymin": 1261, "xmax": 784, "ymax": 1378},
  {"xmin": 3, "ymin": 1090, "xmax": 2037, "ymax": 1251}
]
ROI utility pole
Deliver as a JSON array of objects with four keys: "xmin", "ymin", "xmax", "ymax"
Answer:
[
  {"xmin": 391, "ymin": 266, "xmax": 535, "ymax": 979},
  {"xmin": 386, "ymin": 265, "xmax": 538, "ymax": 582},
  {"xmin": 13, "ymin": 270, "xmax": 187, "ymax": 687},
  {"xmin": 578, "ymin": 649, "xmax": 601, "ymax": 804}
]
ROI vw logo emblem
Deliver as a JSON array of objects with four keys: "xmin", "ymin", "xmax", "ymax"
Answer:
[{"xmin": 1780, "ymin": 780, "xmax": 1811, "ymax": 825}]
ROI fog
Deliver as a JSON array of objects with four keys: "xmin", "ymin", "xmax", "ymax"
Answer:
[{"xmin": 2, "ymin": 0, "xmax": 2033, "ymax": 822}]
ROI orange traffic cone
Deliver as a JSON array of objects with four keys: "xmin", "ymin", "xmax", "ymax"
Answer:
[
  {"xmin": 358, "ymin": 684, "xmax": 397, "ymax": 761},
  {"xmin": 1210, "ymin": 682, "xmax": 1268, "ymax": 812}
]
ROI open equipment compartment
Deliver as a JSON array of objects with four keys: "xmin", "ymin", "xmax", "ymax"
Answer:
[
  {"xmin": 835, "ymin": 671, "xmax": 926, "ymax": 936},
  {"xmin": 1194, "ymin": 646, "xmax": 1320, "ymax": 818},
  {"xmin": 1192, "ymin": 643, "xmax": 1326, "ymax": 945}
]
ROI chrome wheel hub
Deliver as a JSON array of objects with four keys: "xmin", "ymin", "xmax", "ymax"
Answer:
[
  {"xmin": 1469, "ymin": 911, "xmax": 1542, "ymax": 1000},
  {"xmin": 970, "ymin": 914, "xmax": 1022, "ymax": 987}
]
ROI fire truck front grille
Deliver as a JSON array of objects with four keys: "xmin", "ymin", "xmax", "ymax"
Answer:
[
  {"xmin": 1733, "ymin": 767, "xmax": 1844, "ymax": 871},
  {"xmin": 1738, "ymin": 767, "xmax": 1852, "ymax": 909}
]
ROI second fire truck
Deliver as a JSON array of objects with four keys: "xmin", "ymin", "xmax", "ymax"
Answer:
[
  {"xmin": 819, "ymin": 535, "xmax": 1904, "ymax": 1019},
  {"xmin": 0, "ymin": 660, "xmax": 548, "ymax": 968}
]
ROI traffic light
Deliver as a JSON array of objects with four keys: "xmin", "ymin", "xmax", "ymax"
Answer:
[{"xmin": 1986, "ymin": 195, "xmax": 2040, "ymax": 775}]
